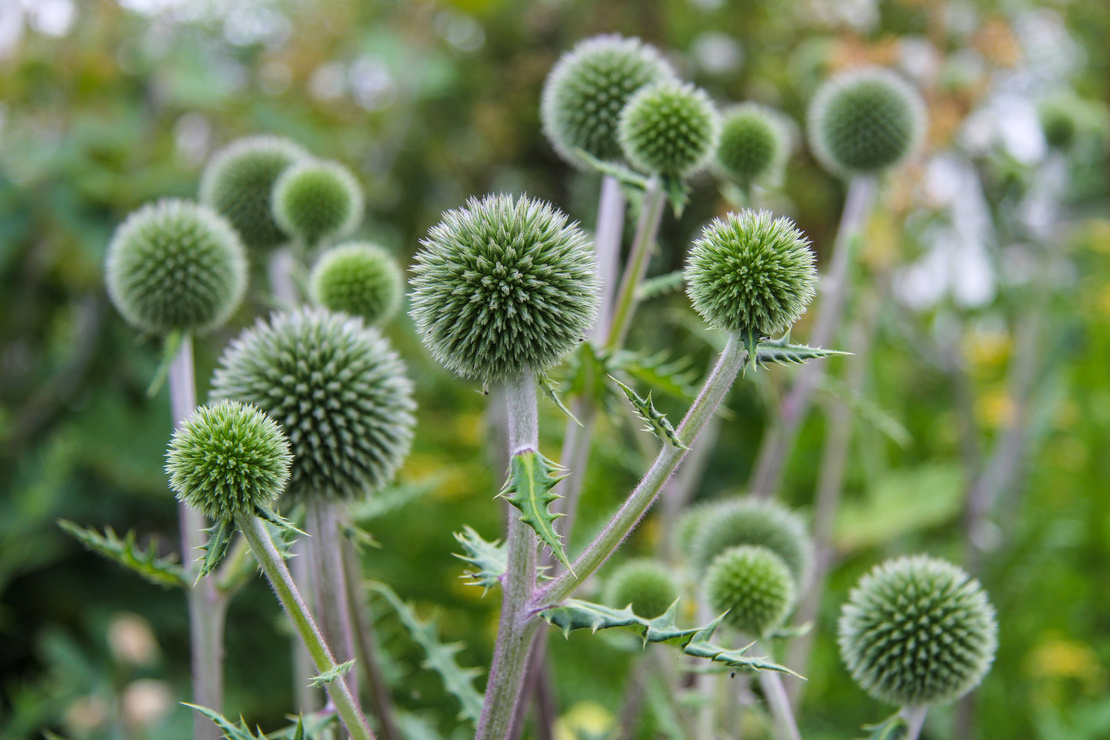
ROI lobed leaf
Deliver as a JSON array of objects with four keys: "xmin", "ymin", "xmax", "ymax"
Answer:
[
  {"xmin": 610, "ymin": 376, "xmax": 687, "ymax": 449},
  {"xmin": 309, "ymin": 659, "xmax": 355, "ymax": 688},
  {"xmin": 616, "ymin": 349, "xmax": 699, "ymax": 401},
  {"xmin": 183, "ymin": 704, "xmax": 267, "ymax": 740},
  {"xmin": 453, "ymin": 525, "xmax": 507, "ymax": 594},
  {"xmin": 198, "ymin": 518, "xmax": 234, "ymax": 582},
  {"xmin": 817, "ymin": 375, "xmax": 912, "ymax": 448},
  {"xmin": 751, "ymin": 333, "xmax": 850, "ymax": 371},
  {"xmin": 58, "ymin": 520, "xmax": 187, "ymax": 589},
  {"xmin": 496, "ymin": 451, "xmax": 573, "ymax": 574},
  {"xmin": 537, "ymin": 370, "xmax": 581, "ymax": 425}
]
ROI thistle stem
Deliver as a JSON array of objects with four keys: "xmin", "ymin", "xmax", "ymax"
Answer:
[
  {"xmin": 757, "ymin": 647, "xmax": 801, "ymax": 740},
  {"xmin": 169, "ymin": 334, "xmax": 225, "ymax": 740},
  {"xmin": 606, "ymin": 176, "xmax": 666, "ymax": 351},
  {"xmin": 901, "ymin": 705, "xmax": 928, "ymax": 740},
  {"xmin": 595, "ymin": 174, "xmax": 628, "ymax": 338},
  {"xmin": 237, "ymin": 514, "xmax": 375, "ymax": 740}
]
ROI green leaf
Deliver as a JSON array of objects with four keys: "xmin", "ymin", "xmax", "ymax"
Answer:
[
  {"xmin": 309, "ymin": 659, "xmax": 355, "ymax": 688},
  {"xmin": 452, "ymin": 525, "xmax": 506, "ymax": 594},
  {"xmin": 817, "ymin": 375, "xmax": 912, "ymax": 448},
  {"xmin": 537, "ymin": 371, "xmax": 581, "ymax": 426},
  {"xmin": 58, "ymin": 520, "xmax": 187, "ymax": 589},
  {"xmin": 254, "ymin": 506, "xmax": 306, "ymax": 543},
  {"xmin": 662, "ymin": 176, "xmax": 690, "ymax": 216},
  {"xmin": 264, "ymin": 712, "xmax": 337, "ymax": 739},
  {"xmin": 835, "ymin": 463, "xmax": 964, "ymax": 551},
  {"xmin": 146, "ymin": 329, "xmax": 185, "ymax": 399},
  {"xmin": 859, "ymin": 712, "xmax": 910, "ymax": 740},
  {"xmin": 610, "ymin": 376, "xmax": 687, "ymax": 449},
  {"xmin": 496, "ymin": 451, "xmax": 573, "ymax": 574},
  {"xmin": 368, "ymin": 583, "xmax": 484, "ymax": 723},
  {"xmin": 183, "ymin": 703, "xmax": 267, "ymax": 740},
  {"xmin": 751, "ymin": 333, "xmax": 851, "ymax": 371},
  {"xmin": 616, "ymin": 350, "xmax": 698, "ymax": 401},
  {"xmin": 574, "ymin": 149, "xmax": 649, "ymax": 191},
  {"xmin": 635, "ymin": 270, "xmax": 686, "ymax": 301},
  {"xmin": 197, "ymin": 518, "xmax": 234, "ymax": 582}
]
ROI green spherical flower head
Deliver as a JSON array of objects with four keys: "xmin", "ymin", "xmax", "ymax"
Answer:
[
  {"xmin": 1037, "ymin": 92, "xmax": 1102, "ymax": 151},
  {"xmin": 619, "ymin": 81, "xmax": 720, "ymax": 179},
  {"xmin": 706, "ymin": 545, "xmax": 796, "ymax": 636},
  {"xmin": 410, "ymin": 194, "xmax": 599, "ymax": 384},
  {"xmin": 167, "ymin": 400, "xmax": 292, "ymax": 521},
  {"xmin": 604, "ymin": 559, "xmax": 680, "ymax": 619},
  {"xmin": 716, "ymin": 103, "xmax": 788, "ymax": 186},
  {"xmin": 839, "ymin": 555, "xmax": 998, "ymax": 707},
  {"xmin": 807, "ymin": 67, "xmax": 926, "ymax": 175},
  {"xmin": 672, "ymin": 501, "xmax": 726, "ymax": 561},
  {"xmin": 273, "ymin": 160, "xmax": 363, "ymax": 246},
  {"xmin": 105, "ymin": 199, "xmax": 247, "ymax": 334},
  {"xmin": 685, "ymin": 211, "xmax": 817, "ymax": 337},
  {"xmin": 690, "ymin": 496, "xmax": 812, "ymax": 584},
  {"xmin": 541, "ymin": 34, "xmax": 676, "ymax": 168},
  {"xmin": 311, "ymin": 242, "xmax": 402, "ymax": 326},
  {"xmin": 200, "ymin": 136, "xmax": 306, "ymax": 250},
  {"xmin": 210, "ymin": 307, "xmax": 416, "ymax": 503}
]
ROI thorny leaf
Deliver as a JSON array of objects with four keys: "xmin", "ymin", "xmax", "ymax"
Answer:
[
  {"xmin": 610, "ymin": 376, "xmax": 687, "ymax": 449},
  {"xmin": 198, "ymin": 517, "xmax": 234, "ymax": 582},
  {"xmin": 453, "ymin": 525, "xmax": 507, "ymax": 594},
  {"xmin": 309, "ymin": 659, "xmax": 355, "ymax": 688},
  {"xmin": 58, "ymin": 520, "xmax": 187, "ymax": 589},
  {"xmin": 537, "ymin": 370, "xmax": 581, "ymax": 426},
  {"xmin": 497, "ymin": 451, "xmax": 573, "ymax": 574}
]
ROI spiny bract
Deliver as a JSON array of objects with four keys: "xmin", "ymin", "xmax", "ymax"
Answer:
[
  {"xmin": 706, "ymin": 545, "xmax": 796, "ymax": 636},
  {"xmin": 619, "ymin": 81, "xmax": 720, "ymax": 179},
  {"xmin": 273, "ymin": 159, "xmax": 363, "ymax": 246},
  {"xmin": 166, "ymin": 400, "xmax": 292, "ymax": 521},
  {"xmin": 716, "ymin": 103, "xmax": 788, "ymax": 187},
  {"xmin": 689, "ymin": 496, "xmax": 812, "ymax": 584},
  {"xmin": 105, "ymin": 199, "xmax": 247, "ymax": 334},
  {"xmin": 311, "ymin": 242, "xmax": 402, "ymax": 326},
  {"xmin": 685, "ymin": 210, "xmax": 817, "ymax": 337},
  {"xmin": 807, "ymin": 67, "xmax": 926, "ymax": 175},
  {"xmin": 409, "ymin": 194, "xmax": 599, "ymax": 384},
  {"xmin": 541, "ymin": 34, "xmax": 676, "ymax": 168},
  {"xmin": 604, "ymin": 559, "xmax": 680, "ymax": 619},
  {"xmin": 209, "ymin": 307, "xmax": 416, "ymax": 503},
  {"xmin": 200, "ymin": 136, "xmax": 306, "ymax": 250},
  {"xmin": 838, "ymin": 555, "xmax": 998, "ymax": 707}
]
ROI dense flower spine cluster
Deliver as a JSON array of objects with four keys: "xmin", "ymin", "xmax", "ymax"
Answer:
[
  {"xmin": 705, "ymin": 545, "xmax": 796, "ymax": 636},
  {"xmin": 311, "ymin": 242, "xmax": 403, "ymax": 326},
  {"xmin": 715, "ymin": 103, "xmax": 789, "ymax": 188},
  {"xmin": 689, "ymin": 496, "xmax": 813, "ymax": 584},
  {"xmin": 618, "ymin": 81, "xmax": 721, "ymax": 179},
  {"xmin": 273, "ymin": 159, "xmax": 364, "ymax": 247},
  {"xmin": 604, "ymin": 559, "xmax": 680, "ymax": 619}
]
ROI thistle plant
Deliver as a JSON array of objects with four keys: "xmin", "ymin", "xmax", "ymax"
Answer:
[
  {"xmin": 618, "ymin": 81, "xmax": 720, "ymax": 181},
  {"xmin": 688, "ymin": 496, "xmax": 813, "ymax": 583},
  {"xmin": 604, "ymin": 559, "xmax": 680, "ymax": 619},
  {"xmin": 273, "ymin": 159, "xmax": 364, "ymax": 249},
  {"xmin": 716, "ymin": 103, "xmax": 789, "ymax": 199},
  {"xmin": 706, "ymin": 545, "xmax": 796, "ymax": 637},
  {"xmin": 310, "ymin": 242, "xmax": 403, "ymax": 326}
]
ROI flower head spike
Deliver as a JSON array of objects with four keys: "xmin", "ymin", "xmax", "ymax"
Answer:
[
  {"xmin": 807, "ymin": 67, "xmax": 926, "ymax": 176},
  {"xmin": 541, "ymin": 34, "xmax": 676, "ymax": 168},
  {"xmin": 706, "ymin": 545, "xmax": 796, "ymax": 636},
  {"xmin": 838, "ymin": 555, "xmax": 998, "ymax": 707},
  {"xmin": 604, "ymin": 559, "xmax": 680, "ymax": 619},
  {"xmin": 311, "ymin": 242, "xmax": 403, "ymax": 326},
  {"xmin": 409, "ymin": 194, "xmax": 599, "ymax": 384},
  {"xmin": 619, "ymin": 81, "xmax": 720, "ymax": 179},
  {"xmin": 685, "ymin": 211, "xmax": 817, "ymax": 338},
  {"xmin": 167, "ymin": 400, "xmax": 292, "ymax": 521},
  {"xmin": 690, "ymin": 496, "xmax": 812, "ymax": 584},
  {"xmin": 716, "ymin": 103, "xmax": 789, "ymax": 187},
  {"xmin": 200, "ymin": 136, "xmax": 306, "ymax": 250},
  {"xmin": 273, "ymin": 159, "xmax": 364, "ymax": 247},
  {"xmin": 210, "ymin": 307, "xmax": 416, "ymax": 503},
  {"xmin": 105, "ymin": 199, "xmax": 247, "ymax": 334}
]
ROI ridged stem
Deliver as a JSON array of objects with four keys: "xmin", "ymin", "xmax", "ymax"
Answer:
[
  {"xmin": 901, "ymin": 705, "xmax": 928, "ymax": 740},
  {"xmin": 606, "ymin": 176, "xmax": 666, "ymax": 351},
  {"xmin": 237, "ymin": 514, "xmax": 375, "ymax": 740},
  {"xmin": 756, "ymin": 644, "xmax": 801, "ymax": 740}
]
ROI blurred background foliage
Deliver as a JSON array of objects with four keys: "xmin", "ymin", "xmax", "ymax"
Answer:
[{"xmin": 0, "ymin": 0, "xmax": 1108, "ymax": 738}]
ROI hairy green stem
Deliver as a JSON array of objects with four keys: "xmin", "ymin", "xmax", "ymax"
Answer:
[
  {"xmin": 901, "ymin": 705, "xmax": 928, "ymax": 740},
  {"xmin": 606, "ymin": 177, "xmax": 666, "ymax": 351},
  {"xmin": 595, "ymin": 174, "xmax": 628, "ymax": 338},
  {"xmin": 237, "ymin": 514, "xmax": 375, "ymax": 740}
]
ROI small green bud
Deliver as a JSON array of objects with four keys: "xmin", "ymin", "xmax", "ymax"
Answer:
[
  {"xmin": 689, "ymin": 496, "xmax": 812, "ymax": 584},
  {"xmin": 105, "ymin": 199, "xmax": 247, "ymax": 335},
  {"xmin": 705, "ymin": 545, "xmax": 796, "ymax": 636},
  {"xmin": 409, "ymin": 194, "xmax": 599, "ymax": 384},
  {"xmin": 685, "ymin": 211, "xmax": 817, "ymax": 337},
  {"xmin": 311, "ymin": 242, "xmax": 402, "ymax": 326},
  {"xmin": 838, "ymin": 555, "xmax": 998, "ymax": 707},
  {"xmin": 272, "ymin": 159, "xmax": 364, "ymax": 247},
  {"xmin": 715, "ymin": 103, "xmax": 789, "ymax": 187},
  {"xmin": 807, "ymin": 67, "xmax": 926, "ymax": 175},
  {"xmin": 166, "ymin": 400, "xmax": 292, "ymax": 521},
  {"xmin": 604, "ymin": 559, "xmax": 680, "ymax": 619},
  {"xmin": 210, "ymin": 307, "xmax": 416, "ymax": 503},
  {"xmin": 541, "ymin": 34, "xmax": 676, "ymax": 168},
  {"xmin": 618, "ymin": 81, "xmax": 720, "ymax": 179},
  {"xmin": 200, "ymin": 136, "xmax": 306, "ymax": 250}
]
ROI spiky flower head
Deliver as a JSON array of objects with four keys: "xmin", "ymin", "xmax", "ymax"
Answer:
[
  {"xmin": 685, "ymin": 211, "xmax": 816, "ymax": 337},
  {"xmin": 716, "ymin": 103, "xmax": 789, "ymax": 187},
  {"xmin": 706, "ymin": 545, "xmax": 796, "ymax": 636},
  {"xmin": 604, "ymin": 559, "xmax": 680, "ymax": 619},
  {"xmin": 273, "ymin": 159, "xmax": 363, "ymax": 247},
  {"xmin": 690, "ymin": 496, "xmax": 812, "ymax": 584},
  {"xmin": 541, "ymin": 34, "xmax": 676, "ymax": 168},
  {"xmin": 619, "ymin": 81, "xmax": 720, "ymax": 179},
  {"xmin": 311, "ymin": 242, "xmax": 402, "ymax": 326},
  {"xmin": 200, "ymin": 136, "xmax": 306, "ymax": 250},
  {"xmin": 672, "ymin": 500, "xmax": 726, "ymax": 562},
  {"xmin": 167, "ymin": 400, "xmax": 292, "ymax": 521},
  {"xmin": 210, "ymin": 307, "xmax": 415, "ymax": 503},
  {"xmin": 105, "ymin": 199, "xmax": 247, "ymax": 334},
  {"xmin": 839, "ymin": 555, "xmax": 998, "ymax": 707},
  {"xmin": 807, "ymin": 67, "xmax": 926, "ymax": 176},
  {"xmin": 410, "ymin": 194, "xmax": 599, "ymax": 384}
]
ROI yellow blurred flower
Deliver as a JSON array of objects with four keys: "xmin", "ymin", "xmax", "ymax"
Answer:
[
  {"xmin": 1026, "ymin": 633, "xmax": 1104, "ymax": 692},
  {"xmin": 976, "ymin": 389, "xmax": 1015, "ymax": 428},
  {"xmin": 554, "ymin": 701, "xmax": 616, "ymax": 740}
]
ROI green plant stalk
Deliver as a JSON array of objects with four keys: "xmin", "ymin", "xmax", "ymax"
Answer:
[
  {"xmin": 757, "ymin": 644, "xmax": 801, "ymax": 740},
  {"xmin": 595, "ymin": 173, "xmax": 629, "ymax": 336},
  {"xmin": 606, "ymin": 176, "xmax": 666, "ymax": 351},
  {"xmin": 169, "ymin": 334, "xmax": 226, "ymax": 740},
  {"xmin": 901, "ymin": 705, "xmax": 928, "ymax": 740},
  {"xmin": 236, "ymin": 513, "xmax": 375, "ymax": 740}
]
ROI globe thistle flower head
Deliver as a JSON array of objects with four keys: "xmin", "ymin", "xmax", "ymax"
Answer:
[
  {"xmin": 409, "ymin": 194, "xmax": 599, "ymax": 384},
  {"xmin": 167, "ymin": 400, "xmax": 292, "ymax": 521},
  {"xmin": 311, "ymin": 242, "xmax": 403, "ymax": 326},
  {"xmin": 105, "ymin": 199, "xmax": 247, "ymax": 334},
  {"xmin": 210, "ymin": 307, "xmax": 416, "ymax": 503},
  {"xmin": 619, "ymin": 81, "xmax": 720, "ymax": 179},
  {"xmin": 706, "ymin": 545, "xmax": 796, "ymax": 636},
  {"xmin": 604, "ymin": 559, "xmax": 680, "ymax": 619},
  {"xmin": 807, "ymin": 67, "xmax": 926, "ymax": 175},
  {"xmin": 685, "ymin": 210, "xmax": 817, "ymax": 337},
  {"xmin": 200, "ymin": 136, "xmax": 306, "ymax": 250},
  {"xmin": 690, "ymin": 495, "xmax": 812, "ymax": 585},
  {"xmin": 716, "ymin": 103, "xmax": 789, "ymax": 187},
  {"xmin": 1038, "ymin": 92, "xmax": 1106, "ymax": 151},
  {"xmin": 672, "ymin": 500, "xmax": 727, "ymax": 562},
  {"xmin": 273, "ymin": 159, "xmax": 363, "ymax": 247},
  {"xmin": 838, "ymin": 555, "xmax": 998, "ymax": 707},
  {"xmin": 541, "ymin": 34, "xmax": 676, "ymax": 168}
]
